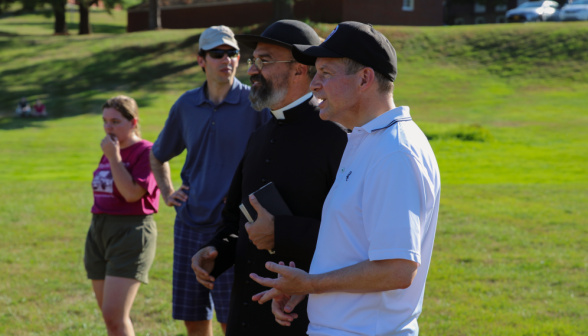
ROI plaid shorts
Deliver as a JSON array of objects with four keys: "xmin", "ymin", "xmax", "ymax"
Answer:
[{"xmin": 172, "ymin": 219, "xmax": 234, "ymax": 322}]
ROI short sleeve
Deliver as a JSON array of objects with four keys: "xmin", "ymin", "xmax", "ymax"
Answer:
[
  {"xmin": 152, "ymin": 102, "xmax": 186, "ymax": 162},
  {"xmin": 362, "ymin": 151, "xmax": 423, "ymax": 264},
  {"xmin": 131, "ymin": 146, "xmax": 158, "ymax": 196}
]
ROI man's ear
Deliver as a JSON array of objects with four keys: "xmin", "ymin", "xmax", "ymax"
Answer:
[
  {"xmin": 292, "ymin": 63, "xmax": 307, "ymax": 83},
  {"xmin": 358, "ymin": 67, "xmax": 376, "ymax": 92},
  {"xmin": 197, "ymin": 55, "xmax": 206, "ymax": 68}
]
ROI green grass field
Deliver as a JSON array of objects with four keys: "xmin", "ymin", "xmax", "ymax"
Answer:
[{"xmin": 1, "ymin": 9, "xmax": 587, "ymax": 335}]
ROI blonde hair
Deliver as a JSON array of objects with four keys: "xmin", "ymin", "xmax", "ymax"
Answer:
[{"xmin": 102, "ymin": 95, "xmax": 141, "ymax": 137}]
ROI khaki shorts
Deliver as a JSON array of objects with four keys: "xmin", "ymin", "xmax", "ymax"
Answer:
[{"xmin": 84, "ymin": 214, "xmax": 157, "ymax": 284}]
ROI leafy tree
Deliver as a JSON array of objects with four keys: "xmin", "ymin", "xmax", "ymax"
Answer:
[
  {"xmin": 77, "ymin": 0, "xmax": 96, "ymax": 34},
  {"xmin": 7, "ymin": 0, "xmax": 68, "ymax": 34},
  {"xmin": 0, "ymin": 0, "xmax": 18, "ymax": 14},
  {"xmin": 149, "ymin": 0, "xmax": 160, "ymax": 30},
  {"xmin": 51, "ymin": 0, "xmax": 68, "ymax": 34},
  {"xmin": 77, "ymin": 0, "xmax": 127, "ymax": 35},
  {"xmin": 273, "ymin": 0, "xmax": 294, "ymax": 21}
]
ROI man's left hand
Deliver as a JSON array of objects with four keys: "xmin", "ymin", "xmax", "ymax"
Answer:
[
  {"xmin": 245, "ymin": 194, "xmax": 275, "ymax": 251},
  {"xmin": 250, "ymin": 262, "xmax": 315, "ymax": 296}
]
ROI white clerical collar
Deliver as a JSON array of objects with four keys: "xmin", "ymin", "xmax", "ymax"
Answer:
[{"xmin": 270, "ymin": 92, "xmax": 313, "ymax": 120}]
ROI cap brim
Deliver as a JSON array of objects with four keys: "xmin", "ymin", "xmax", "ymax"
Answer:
[
  {"xmin": 234, "ymin": 35, "xmax": 292, "ymax": 50},
  {"xmin": 200, "ymin": 37, "xmax": 239, "ymax": 51},
  {"xmin": 292, "ymin": 44, "xmax": 344, "ymax": 65}
]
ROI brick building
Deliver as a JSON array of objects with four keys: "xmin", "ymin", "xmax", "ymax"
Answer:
[{"xmin": 127, "ymin": 0, "xmax": 444, "ymax": 32}]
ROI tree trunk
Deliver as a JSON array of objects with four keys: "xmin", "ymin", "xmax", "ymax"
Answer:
[
  {"xmin": 149, "ymin": 0, "xmax": 161, "ymax": 30},
  {"xmin": 53, "ymin": 1, "xmax": 68, "ymax": 35},
  {"xmin": 78, "ymin": 1, "xmax": 91, "ymax": 35},
  {"xmin": 273, "ymin": 0, "xmax": 294, "ymax": 22}
]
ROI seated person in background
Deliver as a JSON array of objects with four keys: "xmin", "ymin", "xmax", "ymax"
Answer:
[
  {"xmin": 16, "ymin": 97, "xmax": 31, "ymax": 117},
  {"xmin": 33, "ymin": 99, "xmax": 47, "ymax": 117}
]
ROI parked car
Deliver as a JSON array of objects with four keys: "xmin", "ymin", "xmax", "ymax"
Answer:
[
  {"xmin": 506, "ymin": 1, "xmax": 560, "ymax": 22},
  {"xmin": 560, "ymin": 0, "xmax": 588, "ymax": 21}
]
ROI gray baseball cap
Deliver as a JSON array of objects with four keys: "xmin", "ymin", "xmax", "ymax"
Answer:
[{"xmin": 199, "ymin": 25, "xmax": 239, "ymax": 51}]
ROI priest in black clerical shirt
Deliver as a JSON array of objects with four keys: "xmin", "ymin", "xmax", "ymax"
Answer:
[{"xmin": 191, "ymin": 20, "xmax": 348, "ymax": 336}]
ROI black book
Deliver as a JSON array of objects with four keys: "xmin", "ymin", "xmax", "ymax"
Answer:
[{"xmin": 239, "ymin": 182, "xmax": 292, "ymax": 223}]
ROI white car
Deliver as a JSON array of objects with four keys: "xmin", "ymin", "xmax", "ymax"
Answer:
[
  {"xmin": 506, "ymin": 1, "xmax": 560, "ymax": 22},
  {"xmin": 560, "ymin": 0, "xmax": 588, "ymax": 21}
]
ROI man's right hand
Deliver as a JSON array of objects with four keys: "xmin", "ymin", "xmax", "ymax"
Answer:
[
  {"xmin": 166, "ymin": 184, "xmax": 189, "ymax": 207},
  {"xmin": 191, "ymin": 246, "xmax": 218, "ymax": 289},
  {"xmin": 253, "ymin": 288, "xmax": 305, "ymax": 327},
  {"xmin": 272, "ymin": 294, "xmax": 306, "ymax": 327},
  {"xmin": 251, "ymin": 261, "xmax": 305, "ymax": 327}
]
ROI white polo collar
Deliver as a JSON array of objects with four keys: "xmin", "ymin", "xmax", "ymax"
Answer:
[
  {"xmin": 270, "ymin": 92, "xmax": 313, "ymax": 120},
  {"xmin": 358, "ymin": 106, "xmax": 412, "ymax": 133}
]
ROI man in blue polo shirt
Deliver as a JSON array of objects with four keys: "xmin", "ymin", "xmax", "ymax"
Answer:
[{"xmin": 149, "ymin": 26, "xmax": 270, "ymax": 336}]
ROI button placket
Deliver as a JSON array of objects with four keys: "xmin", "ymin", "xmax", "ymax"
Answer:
[
  {"xmin": 261, "ymin": 127, "xmax": 278, "ymax": 184},
  {"xmin": 339, "ymin": 131, "xmax": 367, "ymax": 177},
  {"xmin": 210, "ymin": 104, "xmax": 217, "ymax": 126}
]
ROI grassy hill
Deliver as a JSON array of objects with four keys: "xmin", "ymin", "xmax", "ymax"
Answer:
[{"xmin": 1, "ymin": 11, "xmax": 587, "ymax": 335}]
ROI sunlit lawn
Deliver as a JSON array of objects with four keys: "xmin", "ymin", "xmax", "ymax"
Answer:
[{"xmin": 1, "ymin": 12, "xmax": 587, "ymax": 335}]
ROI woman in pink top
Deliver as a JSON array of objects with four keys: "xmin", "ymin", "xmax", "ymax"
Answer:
[
  {"xmin": 84, "ymin": 95, "xmax": 160, "ymax": 335},
  {"xmin": 33, "ymin": 99, "xmax": 47, "ymax": 117}
]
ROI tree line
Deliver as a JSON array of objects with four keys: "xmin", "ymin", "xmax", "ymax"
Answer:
[
  {"xmin": 0, "ymin": 0, "xmax": 297, "ymax": 35},
  {"xmin": 0, "ymin": 0, "xmax": 131, "ymax": 34},
  {"xmin": 0, "ymin": 0, "xmax": 156, "ymax": 35}
]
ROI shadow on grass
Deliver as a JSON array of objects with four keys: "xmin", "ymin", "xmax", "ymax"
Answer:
[
  {"xmin": 0, "ymin": 30, "xmax": 19, "ymax": 36},
  {"xmin": 1, "ymin": 21, "xmax": 126, "ymax": 34},
  {"xmin": 0, "ymin": 33, "xmax": 203, "ymax": 130}
]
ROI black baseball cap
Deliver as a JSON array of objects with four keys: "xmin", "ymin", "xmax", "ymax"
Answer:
[
  {"xmin": 292, "ymin": 21, "xmax": 397, "ymax": 82},
  {"xmin": 235, "ymin": 20, "xmax": 321, "ymax": 51}
]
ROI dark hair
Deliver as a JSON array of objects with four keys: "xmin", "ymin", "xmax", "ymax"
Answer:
[
  {"xmin": 340, "ymin": 58, "xmax": 394, "ymax": 95},
  {"xmin": 102, "ymin": 95, "xmax": 141, "ymax": 137},
  {"xmin": 198, "ymin": 48, "xmax": 207, "ymax": 73}
]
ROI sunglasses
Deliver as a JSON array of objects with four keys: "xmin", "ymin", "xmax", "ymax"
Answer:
[{"xmin": 207, "ymin": 49, "xmax": 240, "ymax": 59}]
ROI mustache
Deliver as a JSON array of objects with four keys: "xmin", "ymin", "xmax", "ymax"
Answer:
[{"xmin": 250, "ymin": 74, "xmax": 267, "ymax": 86}]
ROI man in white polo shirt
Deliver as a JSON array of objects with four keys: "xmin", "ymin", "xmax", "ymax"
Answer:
[{"xmin": 249, "ymin": 21, "xmax": 441, "ymax": 336}]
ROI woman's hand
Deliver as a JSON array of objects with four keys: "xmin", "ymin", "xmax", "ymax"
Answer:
[{"xmin": 101, "ymin": 135, "xmax": 121, "ymax": 162}]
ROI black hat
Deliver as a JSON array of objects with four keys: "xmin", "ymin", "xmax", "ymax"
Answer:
[
  {"xmin": 292, "ymin": 22, "xmax": 397, "ymax": 82},
  {"xmin": 235, "ymin": 20, "xmax": 321, "ymax": 50}
]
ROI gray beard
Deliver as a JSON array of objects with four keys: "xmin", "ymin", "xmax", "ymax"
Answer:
[
  {"xmin": 250, "ymin": 86, "xmax": 288, "ymax": 111},
  {"xmin": 249, "ymin": 73, "xmax": 289, "ymax": 111}
]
